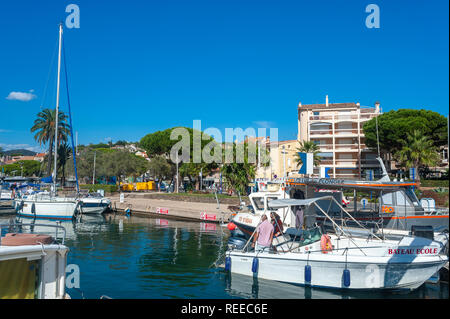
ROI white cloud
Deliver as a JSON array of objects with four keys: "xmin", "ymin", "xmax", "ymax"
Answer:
[
  {"xmin": 6, "ymin": 90, "xmax": 37, "ymax": 102},
  {"xmin": 253, "ymin": 121, "xmax": 276, "ymax": 128}
]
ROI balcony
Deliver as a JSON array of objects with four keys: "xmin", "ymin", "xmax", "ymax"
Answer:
[
  {"xmin": 308, "ymin": 112, "xmax": 379, "ymax": 123},
  {"xmin": 317, "ymin": 144, "xmax": 359, "ymax": 151},
  {"xmin": 310, "ymin": 128, "xmax": 363, "ymax": 137},
  {"xmin": 317, "ymin": 158, "xmax": 381, "ymax": 167}
]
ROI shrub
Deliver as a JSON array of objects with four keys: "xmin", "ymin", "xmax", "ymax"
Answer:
[
  {"xmin": 80, "ymin": 184, "xmax": 118, "ymax": 193},
  {"xmin": 420, "ymin": 180, "xmax": 449, "ymax": 188}
]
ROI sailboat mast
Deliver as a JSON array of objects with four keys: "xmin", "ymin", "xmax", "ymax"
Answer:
[{"xmin": 53, "ymin": 23, "xmax": 63, "ymax": 194}]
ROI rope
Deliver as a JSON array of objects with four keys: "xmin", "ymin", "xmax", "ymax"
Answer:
[
  {"xmin": 62, "ymin": 38, "xmax": 80, "ymax": 194},
  {"xmin": 40, "ymin": 37, "xmax": 59, "ymax": 110}
]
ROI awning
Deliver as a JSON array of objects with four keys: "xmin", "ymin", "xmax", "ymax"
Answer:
[
  {"xmin": 40, "ymin": 176, "xmax": 53, "ymax": 183},
  {"xmin": 268, "ymin": 196, "xmax": 334, "ymax": 208}
]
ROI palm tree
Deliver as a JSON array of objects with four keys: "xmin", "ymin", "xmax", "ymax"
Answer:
[
  {"xmin": 294, "ymin": 140, "xmax": 321, "ymax": 171},
  {"xmin": 57, "ymin": 143, "xmax": 72, "ymax": 186},
  {"xmin": 394, "ymin": 130, "xmax": 440, "ymax": 182},
  {"xmin": 30, "ymin": 108, "xmax": 70, "ymax": 176},
  {"xmin": 220, "ymin": 142, "xmax": 256, "ymax": 195}
]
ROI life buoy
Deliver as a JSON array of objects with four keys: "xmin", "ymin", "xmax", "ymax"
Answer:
[{"xmin": 320, "ymin": 234, "xmax": 333, "ymax": 253}]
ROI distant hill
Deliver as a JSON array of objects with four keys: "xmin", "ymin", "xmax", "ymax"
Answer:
[{"xmin": 3, "ymin": 149, "xmax": 37, "ymax": 156}]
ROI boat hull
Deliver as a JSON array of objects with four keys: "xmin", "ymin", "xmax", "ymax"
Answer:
[
  {"xmin": 16, "ymin": 200, "xmax": 78, "ymax": 220},
  {"xmin": 79, "ymin": 198, "xmax": 111, "ymax": 214},
  {"xmin": 226, "ymin": 251, "xmax": 447, "ymax": 290}
]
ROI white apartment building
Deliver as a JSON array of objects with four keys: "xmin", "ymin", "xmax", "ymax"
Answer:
[{"xmin": 298, "ymin": 96, "xmax": 381, "ymax": 179}]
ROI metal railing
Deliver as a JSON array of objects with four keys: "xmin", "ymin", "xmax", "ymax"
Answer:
[{"xmin": 0, "ymin": 221, "xmax": 67, "ymax": 245}]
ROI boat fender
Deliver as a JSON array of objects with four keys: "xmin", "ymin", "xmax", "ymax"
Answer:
[
  {"xmin": 305, "ymin": 265, "xmax": 312, "ymax": 283},
  {"xmin": 225, "ymin": 256, "xmax": 231, "ymax": 271},
  {"xmin": 343, "ymin": 269, "xmax": 351, "ymax": 288},
  {"xmin": 252, "ymin": 257, "xmax": 259, "ymax": 273},
  {"xmin": 320, "ymin": 234, "xmax": 332, "ymax": 253},
  {"xmin": 17, "ymin": 200, "xmax": 24, "ymax": 212},
  {"xmin": 227, "ymin": 222, "xmax": 236, "ymax": 231}
]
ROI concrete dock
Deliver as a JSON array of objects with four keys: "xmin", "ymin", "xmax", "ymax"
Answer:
[{"xmin": 109, "ymin": 193, "xmax": 236, "ymax": 223}]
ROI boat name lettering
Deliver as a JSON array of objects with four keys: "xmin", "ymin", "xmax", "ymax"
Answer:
[
  {"xmin": 238, "ymin": 217, "xmax": 253, "ymax": 224},
  {"xmin": 388, "ymin": 248, "xmax": 438, "ymax": 255},
  {"xmin": 287, "ymin": 178, "xmax": 345, "ymax": 185}
]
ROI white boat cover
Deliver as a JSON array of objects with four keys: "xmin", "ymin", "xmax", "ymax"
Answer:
[{"xmin": 268, "ymin": 196, "xmax": 334, "ymax": 209}]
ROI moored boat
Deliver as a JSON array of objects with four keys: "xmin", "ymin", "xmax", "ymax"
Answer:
[
  {"xmin": 225, "ymin": 197, "xmax": 448, "ymax": 290},
  {"xmin": 0, "ymin": 222, "xmax": 70, "ymax": 299}
]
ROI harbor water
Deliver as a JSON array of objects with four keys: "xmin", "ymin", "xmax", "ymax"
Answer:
[{"xmin": 0, "ymin": 209, "xmax": 448, "ymax": 299}]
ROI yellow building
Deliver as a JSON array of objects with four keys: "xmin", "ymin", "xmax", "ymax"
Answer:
[{"xmin": 255, "ymin": 139, "xmax": 301, "ymax": 179}]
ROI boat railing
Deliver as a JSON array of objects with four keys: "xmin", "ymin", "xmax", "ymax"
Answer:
[
  {"xmin": 236, "ymin": 236, "xmax": 447, "ymax": 260},
  {"xmin": 0, "ymin": 221, "xmax": 67, "ymax": 245}
]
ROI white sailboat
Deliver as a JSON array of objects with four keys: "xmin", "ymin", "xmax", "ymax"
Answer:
[{"xmin": 16, "ymin": 23, "xmax": 79, "ymax": 221}]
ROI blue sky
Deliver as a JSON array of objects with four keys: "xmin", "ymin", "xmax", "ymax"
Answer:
[{"xmin": 0, "ymin": 0, "xmax": 448, "ymax": 152}]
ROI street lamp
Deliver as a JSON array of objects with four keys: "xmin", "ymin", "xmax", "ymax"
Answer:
[{"xmin": 281, "ymin": 145, "xmax": 288, "ymax": 179}]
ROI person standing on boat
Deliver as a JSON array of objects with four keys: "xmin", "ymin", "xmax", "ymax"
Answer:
[
  {"xmin": 295, "ymin": 206, "xmax": 304, "ymax": 230},
  {"xmin": 252, "ymin": 214, "xmax": 274, "ymax": 252},
  {"xmin": 270, "ymin": 212, "xmax": 284, "ymax": 237}
]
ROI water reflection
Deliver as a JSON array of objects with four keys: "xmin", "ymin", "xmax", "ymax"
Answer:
[{"xmin": 224, "ymin": 272, "xmax": 448, "ymax": 299}]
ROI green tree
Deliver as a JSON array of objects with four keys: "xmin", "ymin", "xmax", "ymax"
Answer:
[
  {"xmin": 148, "ymin": 155, "xmax": 173, "ymax": 188},
  {"xmin": 140, "ymin": 129, "xmax": 174, "ymax": 156},
  {"xmin": 394, "ymin": 130, "xmax": 440, "ymax": 182},
  {"xmin": 1, "ymin": 160, "xmax": 41, "ymax": 177},
  {"xmin": 30, "ymin": 108, "xmax": 70, "ymax": 176},
  {"xmin": 140, "ymin": 127, "xmax": 220, "ymax": 190},
  {"xmin": 294, "ymin": 140, "xmax": 321, "ymax": 169},
  {"xmin": 57, "ymin": 143, "xmax": 72, "ymax": 186},
  {"xmin": 363, "ymin": 109, "xmax": 448, "ymax": 155}
]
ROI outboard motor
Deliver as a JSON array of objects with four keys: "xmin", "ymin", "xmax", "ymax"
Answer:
[
  {"xmin": 410, "ymin": 225, "xmax": 434, "ymax": 241},
  {"xmin": 227, "ymin": 236, "xmax": 248, "ymax": 250}
]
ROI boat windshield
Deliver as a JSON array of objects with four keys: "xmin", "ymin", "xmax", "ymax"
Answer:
[
  {"xmin": 405, "ymin": 187, "xmax": 420, "ymax": 207},
  {"xmin": 252, "ymin": 197, "xmax": 265, "ymax": 211}
]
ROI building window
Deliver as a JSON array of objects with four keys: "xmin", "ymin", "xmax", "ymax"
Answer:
[{"xmin": 313, "ymin": 112, "xmax": 320, "ymax": 116}]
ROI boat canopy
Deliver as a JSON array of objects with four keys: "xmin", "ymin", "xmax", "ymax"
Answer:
[{"xmin": 268, "ymin": 196, "xmax": 334, "ymax": 209}]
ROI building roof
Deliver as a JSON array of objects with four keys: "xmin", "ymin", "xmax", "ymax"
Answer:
[{"xmin": 298, "ymin": 102, "xmax": 359, "ymax": 111}]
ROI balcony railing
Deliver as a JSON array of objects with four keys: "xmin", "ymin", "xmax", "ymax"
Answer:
[
  {"xmin": 317, "ymin": 159, "xmax": 381, "ymax": 167},
  {"xmin": 308, "ymin": 112, "xmax": 379, "ymax": 122},
  {"xmin": 310, "ymin": 128, "xmax": 363, "ymax": 136}
]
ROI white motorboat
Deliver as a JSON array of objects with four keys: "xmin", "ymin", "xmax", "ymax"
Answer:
[
  {"xmin": 231, "ymin": 158, "xmax": 448, "ymax": 239},
  {"xmin": 78, "ymin": 193, "xmax": 111, "ymax": 215},
  {"xmin": 0, "ymin": 222, "xmax": 70, "ymax": 299},
  {"xmin": 0, "ymin": 188, "xmax": 14, "ymax": 208},
  {"xmin": 225, "ymin": 197, "xmax": 448, "ymax": 290}
]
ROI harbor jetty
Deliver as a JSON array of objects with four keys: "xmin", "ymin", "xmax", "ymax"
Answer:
[{"xmin": 109, "ymin": 192, "xmax": 241, "ymax": 223}]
